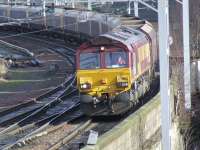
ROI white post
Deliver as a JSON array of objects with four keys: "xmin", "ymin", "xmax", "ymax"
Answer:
[
  {"xmin": 197, "ymin": 61, "xmax": 200, "ymax": 91},
  {"xmin": 43, "ymin": 0, "xmax": 46, "ymax": 17},
  {"xmin": 128, "ymin": 1, "xmax": 131, "ymax": 15},
  {"xmin": 89, "ymin": 20, "xmax": 92, "ymax": 35},
  {"xmin": 72, "ymin": 0, "xmax": 75, "ymax": 8},
  {"xmin": 54, "ymin": 0, "xmax": 57, "ymax": 6},
  {"xmin": 88, "ymin": 0, "xmax": 92, "ymax": 11},
  {"xmin": 99, "ymin": 21, "xmax": 102, "ymax": 35},
  {"xmin": 138, "ymin": 0, "xmax": 158, "ymax": 13},
  {"xmin": 183, "ymin": 0, "xmax": 191, "ymax": 110},
  {"xmin": 134, "ymin": 0, "xmax": 139, "ymax": 17},
  {"xmin": 27, "ymin": 0, "xmax": 30, "ymax": 6},
  {"xmin": 158, "ymin": 0, "xmax": 171, "ymax": 150}
]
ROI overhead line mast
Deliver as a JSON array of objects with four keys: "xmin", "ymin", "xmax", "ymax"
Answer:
[
  {"xmin": 158, "ymin": 0, "xmax": 171, "ymax": 149},
  {"xmin": 183, "ymin": 0, "xmax": 191, "ymax": 110}
]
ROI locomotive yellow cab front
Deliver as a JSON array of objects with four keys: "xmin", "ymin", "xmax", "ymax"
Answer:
[
  {"xmin": 77, "ymin": 68, "xmax": 131, "ymax": 98},
  {"xmin": 76, "ymin": 44, "xmax": 136, "ymax": 116}
]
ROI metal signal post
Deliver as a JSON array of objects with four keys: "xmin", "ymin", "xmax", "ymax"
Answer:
[
  {"xmin": 183, "ymin": 0, "xmax": 191, "ymax": 110},
  {"xmin": 158, "ymin": 0, "xmax": 171, "ymax": 150}
]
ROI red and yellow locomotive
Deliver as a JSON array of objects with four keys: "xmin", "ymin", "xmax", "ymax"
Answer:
[{"xmin": 76, "ymin": 19, "xmax": 158, "ymax": 116}]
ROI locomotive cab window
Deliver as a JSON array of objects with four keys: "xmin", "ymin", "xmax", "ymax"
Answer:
[
  {"xmin": 105, "ymin": 50, "xmax": 128, "ymax": 68},
  {"xmin": 80, "ymin": 52, "xmax": 100, "ymax": 69}
]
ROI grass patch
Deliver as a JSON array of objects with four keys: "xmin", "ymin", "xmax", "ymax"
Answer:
[
  {"xmin": 0, "ymin": 77, "xmax": 64, "ymax": 92},
  {"xmin": 0, "ymin": 80, "xmax": 28, "ymax": 91},
  {"xmin": 6, "ymin": 69, "xmax": 55, "ymax": 80}
]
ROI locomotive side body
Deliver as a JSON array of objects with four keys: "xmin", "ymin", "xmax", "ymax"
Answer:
[{"xmin": 76, "ymin": 19, "xmax": 157, "ymax": 116}]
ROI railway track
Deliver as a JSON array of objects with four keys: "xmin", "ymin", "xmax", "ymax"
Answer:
[
  {"xmin": 62, "ymin": 121, "xmax": 119, "ymax": 150},
  {"xmin": 0, "ymin": 30, "xmax": 78, "ymax": 127},
  {"xmin": 1, "ymin": 97, "xmax": 83, "ymax": 150},
  {"xmin": 19, "ymin": 34, "xmax": 76, "ymax": 67},
  {"xmin": 0, "ymin": 30, "xmax": 76, "ymax": 67},
  {"xmin": 0, "ymin": 83, "xmax": 80, "ymax": 149},
  {"xmin": 49, "ymin": 120, "xmax": 94, "ymax": 150},
  {"xmin": 8, "ymin": 117, "xmax": 93, "ymax": 150},
  {"xmin": 0, "ymin": 74, "xmax": 76, "ymax": 127}
]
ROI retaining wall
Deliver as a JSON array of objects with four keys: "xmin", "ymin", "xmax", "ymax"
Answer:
[{"xmin": 82, "ymin": 93, "xmax": 161, "ymax": 150}]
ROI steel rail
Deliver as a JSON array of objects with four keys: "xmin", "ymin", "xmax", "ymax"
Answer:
[
  {"xmin": 3, "ymin": 101, "xmax": 82, "ymax": 150},
  {"xmin": 48, "ymin": 120, "xmax": 93, "ymax": 150},
  {"xmin": 0, "ymin": 74, "xmax": 75, "ymax": 127},
  {"xmin": 22, "ymin": 35, "xmax": 76, "ymax": 66},
  {"xmin": 0, "ymin": 86, "xmax": 77, "ymax": 135},
  {"xmin": 0, "ymin": 89, "xmax": 79, "ymax": 149}
]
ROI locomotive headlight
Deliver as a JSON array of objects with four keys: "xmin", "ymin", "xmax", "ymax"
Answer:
[
  {"xmin": 117, "ymin": 82, "xmax": 128, "ymax": 88},
  {"xmin": 81, "ymin": 84, "xmax": 87, "ymax": 89},
  {"xmin": 80, "ymin": 83, "xmax": 91, "ymax": 89}
]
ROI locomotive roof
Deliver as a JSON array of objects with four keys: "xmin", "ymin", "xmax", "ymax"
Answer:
[{"xmin": 100, "ymin": 25, "xmax": 147, "ymax": 50}]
